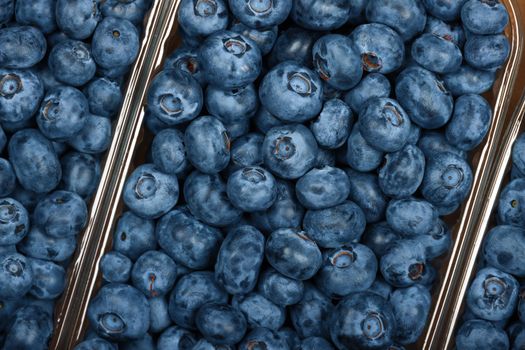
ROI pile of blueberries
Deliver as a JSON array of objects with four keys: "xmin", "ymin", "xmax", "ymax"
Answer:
[
  {"xmin": 0, "ymin": 0, "xmax": 152, "ymax": 349},
  {"xmin": 65, "ymin": 0, "xmax": 511, "ymax": 350},
  {"xmin": 455, "ymin": 133, "xmax": 525, "ymax": 350}
]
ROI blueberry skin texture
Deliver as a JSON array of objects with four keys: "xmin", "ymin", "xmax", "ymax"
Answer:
[
  {"xmin": 131, "ymin": 250, "xmax": 177, "ymax": 297},
  {"xmin": 290, "ymin": 0, "xmax": 352, "ymax": 31},
  {"xmin": 157, "ymin": 326, "xmax": 197, "ymax": 350},
  {"xmin": 269, "ymin": 27, "xmax": 321, "ymax": 67},
  {"xmin": 18, "ymin": 226, "xmax": 76, "ymax": 262},
  {"xmin": 0, "ymin": 252, "xmax": 33, "ymax": 299},
  {"xmin": 379, "ymin": 144, "xmax": 426, "ymax": 198},
  {"xmin": 262, "ymin": 124, "xmax": 319, "ymax": 179},
  {"xmin": 0, "ymin": 69, "xmax": 44, "ymax": 124},
  {"xmin": 164, "ymin": 46, "xmax": 205, "ymax": 86},
  {"xmin": 183, "ymin": 171, "xmax": 242, "ymax": 227},
  {"xmin": 266, "ymin": 228, "xmax": 322, "ymax": 280},
  {"xmin": 350, "ymin": 23, "xmax": 405, "ymax": 74},
  {"xmin": 37, "ymin": 86, "xmax": 89, "ymax": 141},
  {"xmin": 358, "ymin": 97, "xmax": 412, "ymax": 152},
  {"xmin": 0, "ymin": 125, "xmax": 5, "ymax": 152},
  {"xmin": 196, "ymin": 303, "xmax": 247, "ymax": 345},
  {"xmin": 421, "ymin": 151, "xmax": 473, "ymax": 207},
  {"xmin": 483, "ymin": 225, "xmax": 525, "ymax": 277},
  {"xmin": 192, "ymin": 339, "xmax": 232, "ymax": 350},
  {"xmin": 8, "ymin": 129, "xmax": 62, "ymax": 193},
  {"xmin": 362, "ymin": 221, "xmax": 400, "ymax": 257},
  {"xmin": 330, "ymin": 291, "xmax": 396, "ymax": 350},
  {"xmin": 113, "ymin": 211, "xmax": 156, "ymax": 261},
  {"xmin": 0, "ymin": 0, "xmax": 13, "ymax": 25},
  {"xmin": 497, "ymin": 178, "xmax": 525, "ymax": 226},
  {"xmin": 258, "ymin": 268, "xmax": 304, "ymax": 306},
  {"xmin": 298, "ymin": 337, "xmax": 335, "ymax": 350},
  {"xmin": 147, "ymin": 69, "xmax": 203, "ymax": 126},
  {"xmin": 310, "ymin": 100, "xmax": 352, "ymax": 150},
  {"xmin": 344, "ymin": 124, "xmax": 384, "ymax": 172},
  {"xmin": 344, "ymin": 73, "xmax": 391, "ymax": 114},
  {"xmin": 168, "ymin": 271, "xmax": 228, "ymax": 329},
  {"xmin": 442, "ymin": 64, "xmax": 497, "ymax": 96},
  {"xmin": 148, "ymin": 296, "xmax": 171, "ymax": 334},
  {"xmin": 462, "ymin": 0, "xmax": 509, "ymax": 35},
  {"xmin": 14, "ymin": 0, "xmax": 56, "ymax": 33},
  {"xmin": 411, "ymin": 33, "xmax": 463, "ymax": 74},
  {"xmin": 466, "ymin": 267, "xmax": 519, "ymax": 321},
  {"xmin": 303, "ymin": 200, "xmax": 367, "ymax": 248},
  {"xmin": 2, "ymin": 305, "xmax": 53, "ymax": 350},
  {"xmin": 230, "ymin": 22, "xmax": 278, "ymax": 56},
  {"xmin": 0, "ymin": 198, "xmax": 29, "ymax": 245},
  {"xmin": 229, "ymin": 0, "xmax": 291, "ymax": 28},
  {"xmin": 74, "ymin": 338, "xmax": 116, "ymax": 350},
  {"xmin": 254, "ymin": 107, "xmax": 283, "ymax": 134},
  {"xmin": 279, "ymin": 327, "xmax": 301, "ymax": 349},
  {"xmin": 464, "ymin": 34, "xmax": 510, "ymax": 71},
  {"xmin": 88, "ymin": 283, "xmax": 150, "ymax": 341},
  {"xmin": 390, "ymin": 285, "xmax": 431, "ymax": 345},
  {"xmin": 455, "ymin": 319, "xmax": 510, "ymax": 350},
  {"xmin": 200, "ymin": 30, "xmax": 262, "ymax": 89},
  {"xmin": 424, "ymin": 16, "xmax": 466, "ymax": 47},
  {"xmin": 418, "ymin": 131, "xmax": 467, "ymax": 159},
  {"xmin": 239, "ymin": 327, "xmax": 290, "ymax": 350},
  {"xmin": 446, "ymin": 94, "xmax": 492, "ymax": 151},
  {"xmin": 290, "ymin": 283, "xmax": 333, "ymax": 338},
  {"xmin": 100, "ymin": 251, "xmax": 132, "ymax": 283},
  {"xmin": 315, "ymin": 244, "xmax": 377, "ymax": 298},
  {"xmin": 0, "ymin": 159, "xmax": 15, "ymax": 197},
  {"xmin": 69, "ymin": 113, "xmax": 112, "ymax": 154},
  {"xmin": 227, "ymin": 166, "xmax": 277, "ymax": 212},
  {"xmin": 48, "ymin": 40, "xmax": 96, "ymax": 87},
  {"xmin": 312, "ymin": 34, "xmax": 362, "ymax": 90},
  {"xmin": 206, "ymin": 84, "xmax": 258, "ymax": 124},
  {"xmin": 28, "ymin": 258, "xmax": 66, "ymax": 300},
  {"xmin": 92, "ymin": 17, "xmax": 140, "ymax": 69},
  {"xmin": 366, "ymin": 0, "xmax": 426, "ymax": 41},
  {"xmin": 380, "ymin": 239, "xmax": 428, "ymax": 287},
  {"xmin": 61, "ymin": 152, "xmax": 101, "ymax": 199},
  {"xmin": 33, "ymin": 190, "xmax": 88, "ymax": 238},
  {"xmin": 513, "ymin": 133, "xmax": 525, "ymax": 175},
  {"xmin": 295, "ymin": 166, "xmax": 349, "ymax": 210},
  {"xmin": 0, "ymin": 26, "xmax": 46, "ymax": 69},
  {"xmin": 100, "ymin": 0, "xmax": 152, "ymax": 25},
  {"xmin": 56, "ymin": 0, "xmax": 101, "ymax": 40},
  {"xmin": 345, "ymin": 169, "xmax": 388, "ymax": 223},
  {"xmin": 259, "ymin": 61, "xmax": 323, "ymax": 122},
  {"xmin": 233, "ymin": 292, "xmax": 286, "ymax": 330},
  {"xmin": 416, "ymin": 218, "xmax": 452, "ymax": 259},
  {"xmin": 229, "ymin": 132, "xmax": 264, "ymax": 173},
  {"xmin": 395, "ymin": 66, "xmax": 454, "ymax": 129},
  {"xmin": 386, "ymin": 198, "xmax": 438, "ymax": 237},
  {"xmin": 177, "ymin": 0, "xmax": 229, "ymax": 38}
]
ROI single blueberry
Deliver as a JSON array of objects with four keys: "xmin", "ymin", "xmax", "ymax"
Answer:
[
  {"xmin": 100, "ymin": 0, "xmax": 152, "ymax": 25},
  {"xmin": 258, "ymin": 267, "xmax": 304, "ymax": 306},
  {"xmin": 497, "ymin": 178, "xmax": 525, "ymax": 226},
  {"xmin": 113, "ymin": 211, "xmax": 156, "ymax": 261},
  {"xmin": 461, "ymin": 0, "xmax": 509, "ymax": 35},
  {"xmin": 379, "ymin": 144, "xmax": 426, "ymax": 198},
  {"xmin": 423, "ymin": 0, "xmax": 467, "ymax": 21},
  {"xmin": 344, "ymin": 123, "xmax": 384, "ymax": 172},
  {"xmin": 15, "ymin": 0, "xmax": 56, "ymax": 33},
  {"xmin": 411, "ymin": 33, "xmax": 463, "ymax": 74},
  {"xmin": 0, "ymin": 251, "xmax": 33, "ymax": 299},
  {"xmin": 0, "ymin": 198, "xmax": 29, "ymax": 245},
  {"xmin": 424, "ymin": 16, "xmax": 466, "ymax": 47},
  {"xmin": 131, "ymin": 250, "xmax": 177, "ymax": 297},
  {"xmin": 483, "ymin": 225, "xmax": 525, "ymax": 277},
  {"xmin": 196, "ymin": 303, "xmax": 247, "ymax": 345},
  {"xmin": 345, "ymin": 168, "xmax": 388, "ymax": 223},
  {"xmin": 2, "ymin": 305, "xmax": 53, "ymax": 350},
  {"xmin": 290, "ymin": 0, "xmax": 352, "ymax": 30},
  {"xmin": 269, "ymin": 27, "xmax": 321, "ymax": 67},
  {"xmin": 48, "ymin": 40, "xmax": 96, "ymax": 87},
  {"xmin": 310, "ymin": 99, "xmax": 352, "ymax": 149},
  {"xmin": 290, "ymin": 283, "xmax": 334, "ymax": 338},
  {"xmin": 416, "ymin": 219, "xmax": 452, "ymax": 259},
  {"xmin": 456, "ymin": 319, "xmax": 510, "ymax": 350},
  {"xmin": 164, "ymin": 46, "xmax": 206, "ymax": 86},
  {"xmin": 0, "ymin": 159, "xmax": 15, "ymax": 197},
  {"xmin": 442, "ymin": 64, "xmax": 497, "ymax": 96},
  {"xmin": 380, "ymin": 239, "xmax": 429, "ymax": 287},
  {"xmin": 18, "ymin": 225, "xmax": 76, "ymax": 262},
  {"xmin": 233, "ymin": 292, "xmax": 286, "ymax": 331},
  {"xmin": 28, "ymin": 258, "xmax": 66, "ymax": 300},
  {"xmin": 362, "ymin": 221, "xmax": 400, "ymax": 257},
  {"xmin": 100, "ymin": 251, "xmax": 133, "ymax": 283},
  {"xmin": 366, "ymin": 0, "xmax": 427, "ymax": 41},
  {"xmin": 61, "ymin": 152, "xmax": 102, "ymax": 199},
  {"xmin": 228, "ymin": 132, "xmax": 264, "ymax": 174},
  {"xmin": 513, "ymin": 133, "xmax": 525, "ymax": 175},
  {"xmin": 157, "ymin": 326, "xmax": 196, "ymax": 350},
  {"xmin": 386, "ymin": 198, "xmax": 438, "ymax": 237},
  {"xmin": 177, "ymin": 0, "xmax": 229, "ymax": 38},
  {"xmin": 56, "ymin": 0, "xmax": 102, "ymax": 40},
  {"xmin": 295, "ymin": 166, "xmax": 350, "ymax": 209},
  {"xmin": 230, "ymin": 21, "xmax": 278, "ymax": 55},
  {"xmin": 0, "ymin": 26, "xmax": 47, "ymax": 69},
  {"xmin": 464, "ymin": 34, "xmax": 510, "ymax": 71},
  {"xmin": 0, "ymin": 69, "xmax": 44, "ymax": 124},
  {"xmin": 148, "ymin": 296, "xmax": 171, "ymax": 334},
  {"xmin": 390, "ymin": 285, "xmax": 432, "ymax": 344},
  {"xmin": 69, "ymin": 113, "xmax": 112, "ymax": 154},
  {"xmin": 205, "ymin": 84, "xmax": 258, "ymax": 124}
]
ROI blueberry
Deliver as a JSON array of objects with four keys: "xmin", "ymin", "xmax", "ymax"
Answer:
[
  {"xmin": 380, "ymin": 239, "xmax": 428, "ymax": 287},
  {"xmin": 0, "ymin": 251, "xmax": 33, "ymax": 299},
  {"xmin": 258, "ymin": 268, "xmax": 304, "ymax": 306},
  {"xmin": 416, "ymin": 218, "xmax": 452, "ymax": 259},
  {"xmin": 164, "ymin": 46, "xmax": 205, "ymax": 86},
  {"xmin": 290, "ymin": 0, "xmax": 352, "ymax": 30},
  {"xmin": 147, "ymin": 296, "xmax": 171, "ymax": 334},
  {"xmin": 422, "ymin": 0, "xmax": 467, "ymax": 21},
  {"xmin": 442, "ymin": 64, "xmax": 497, "ymax": 96},
  {"xmin": 196, "ymin": 303, "xmax": 247, "ymax": 345},
  {"xmin": 230, "ymin": 21, "xmax": 278, "ymax": 55},
  {"xmin": 497, "ymin": 179, "xmax": 525, "ymax": 226},
  {"xmin": 362, "ymin": 221, "xmax": 400, "ymax": 257},
  {"xmin": 100, "ymin": 0, "xmax": 152, "ymax": 25},
  {"xmin": 92, "ymin": 16, "xmax": 140, "ymax": 69},
  {"xmin": 2, "ymin": 305, "xmax": 53, "ymax": 350},
  {"xmin": 259, "ymin": 61, "xmax": 323, "ymax": 122},
  {"xmin": 28, "ymin": 258, "xmax": 66, "ymax": 300},
  {"xmin": 303, "ymin": 201, "xmax": 366, "ymax": 248},
  {"xmin": 205, "ymin": 84, "xmax": 259, "ymax": 124},
  {"xmin": 310, "ymin": 99, "xmax": 352, "ymax": 149},
  {"xmin": 157, "ymin": 326, "xmax": 196, "ymax": 350},
  {"xmin": 467, "ymin": 267, "xmax": 519, "ymax": 321},
  {"xmin": 168, "ymin": 271, "xmax": 228, "ymax": 329},
  {"xmin": 18, "ymin": 225, "xmax": 76, "ymax": 262},
  {"xmin": 461, "ymin": 0, "xmax": 509, "ymax": 35},
  {"xmin": 269, "ymin": 27, "xmax": 321, "ymax": 67},
  {"xmin": 295, "ymin": 166, "xmax": 349, "ymax": 209},
  {"xmin": 262, "ymin": 124, "xmax": 319, "ymax": 179},
  {"xmin": 14, "ymin": 0, "xmax": 56, "ymax": 33},
  {"xmin": 395, "ymin": 66, "xmax": 453, "ymax": 129},
  {"xmin": 33, "ymin": 190, "xmax": 88, "ymax": 238},
  {"xmin": 350, "ymin": 23, "xmax": 405, "ymax": 74},
  {"xmin": 483, "ymin": 225, "xmax": 525, "ymax": 277},
  {"xmin": 200, "ymin": 30, "xmax": 262, "ymax": 89},
  {"xmin": 113, "ymin": 211, "xmax": 156, "ymax": 261},
  {"xmin": 466, "ymin": 34, "xmax": 510, "ymax": 71},
  {"xmin": 74, "ymin": 338, "xmax": 117, "ymax": 350},
  {"xmin": 184, "ymin": 171, "xmax": 242, "ymax": 227},
  {"xmin": 386, "ymin": 198, "xmax": 438, "ymax": 236},
  {"xmin": 424, "ymin": 16, "xmax": 466, "ymax": 47},
  {"xmin": 312, "ymin": 34, "xmax": 362, "ymax": 90},
  {"xmin": 233, "ymin": 292, "xmax": 286, "ymax": 330},
  {"xmin": 0, "ymin": 0, "xmax": 14, "ymax": 25},
  {"xmin": 417, "ymin": 131, "xmax": 467, "ymax": 159},
  {"xmin": 8, "ymin": 129, "xmax": 62, "ymax": 193},
  {"xmin": 367, "ymin": 278, "xmax": 393, "ymax": 300},
  {"xmin": 56, "ymin": 0, "xmax": 102, "ymax": 40},
  {"xmin": 48, "ymin": 40, "xmax": 96, "ymax": 87},
  {"xmin": 379, "ymin": 144, "xmax": 426, "ymax": 198},
  {"xmin": 97, "ymin": 63, "xmax": 131, "ymax": 78},
  {"xmin": 344, "ymin": 123, "xmax": 384, "ymax": 172},
  {"xmin": 297, "ymin": 337, "xmax": 335, "ymax": 350},
  {"xmin": 123, "ymin": 164, "xmax": 179, "ymax": 219},
  {"xmin": 229, "ymin": 132, "xmax": 264, "ymax": 173},
  {"xmin": 390, "ymin": 285, "xmax": 431, "ymax": 344},
  {"xmin": 178, "ymin": 0, "xmax": 229, "ymax": 38},
  {"xmin": 411, "ymin": 33, "xmax": 463, "ymax": 74},
  {"xmin": 88, "ymin": 283, "xmax": 150, "ymax": 341},
  {"xmin": 0, "ymin": 69, "xmax": 44, "ymax": 124},
  {"xmin": 238, "ymin": 327, "xmax": 290, "ymax": 350},
  {"xmin": 147, "ymin": 69, "xmax": 203, "ymax": 125},
  {"xmin": 344, "ymin": 73, "xmax": 391, "ymax": 114},
  {"xmin": 455, "ymin": 319, "xmax": 510, "ymax": 350},
  {"xmin": 0, "ymin": 26, "xmax": 46, "ymax": 69},
  {"xmin": 0, "ymin": 198, "xmax": 28, "ymax": 246},
  {"xmin": 278, "ymin": 327, "xmax": 301, "ymax": 349},
  {"xmin": 69, "ymin": 113, "xmax": 112, "ymax": 154},
  {"xmin": 330, "ymin": 291, "xmax": 396, "ymax": 350},
  {"xmin": 513, "ymin": 134, "xmax": 525, "ymax": 175},
  {"xmin": 61, "ymin": 152, "xmax": 102, "ymax": 199},
  {"xmin": 0, "ymin": 159, "xmax": 15, "ymax": 197},
  {"xmin": 218, "ymin": 114, "xmax": 250, "ymax": 140},
  {"xmin": 266, "ymin": 228, "xmax": 322, "ymax": 280},
  {"xmin": 192, "ymin": 339, "xmax": 232, "ymax": 350},
  {"xmin": 345, "ymin": 169, "xmax": 387, "ymax": 223},
  {"xmin": 315, "ymin": 244, "xmax": 377, "ymax": 298},
  {"xmin": 366, "ymin": 0, "xmax": 426, "ymax": 41},
  {"xmin": 121, "ymin": 334, "xmax": 156, "ymax": 350},
  {"xmin": 100, "ymin": 251, "xmax": 133, "ymax": 283},
  {"xmin": 0, "ymin": 125, "xmax": 6, "ymax": 152},
  {"xmin": 131, "ymin": 250, "xmax": 177, "ymax": 297},
  {"xmin": 315, "ymin": 148, "xmax": 336, "ymax": 167},
  {"xmin": 421, "ymin": 151, "xmax": 473, "ymax": 207}
]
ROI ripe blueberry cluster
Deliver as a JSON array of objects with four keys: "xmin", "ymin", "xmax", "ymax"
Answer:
[
  {"xmin": 0, "ymin": 0, "xmax": 151, "ymax": 348},
  {"xmin": 75, "ymin": 0, "xmax": 508, "ymax": 349},
  {"xmin": 455, "ymin": 133, "xmax": 525, "ymax": 350}
]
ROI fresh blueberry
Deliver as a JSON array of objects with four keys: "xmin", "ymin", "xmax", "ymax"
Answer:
[
  {"xmin": 295, "ymin": 166, "xmax": 349, "ymax": 209},
  {"xmin": 61, "ymin": 151, "xmax": 102, "ymax": 199},
  {"xmin": 367, "ymin": 278, "xmax": 393, "ymax": 300},
  {"xmin": 278, "ymin": 327, "xmax": 301, "ymax": 349},
  {"xmin": 48, "ymin": 40, "xmax": 96, "ymax": 87},
  {"xmin": 88, "ymin": 283, "xmax": 150, "ymax": 341},
  {"xmin": 100, "ymin": 251, "xmax": 133, "ymax": 283},
  {"xmin": 0, "ymin": 159, "xmax": 15, "ymax": 197},
  {"xmin": 56, "ymin": 0, "xmax": 102, "ymax": 39},
  {"xmin": 230, "ymin": 21, "xmax": 278, "ymax": 55},
  {"xmin": 269, "ymin": 27, "xmax": 321, "ymax": 67},
  {"xmin": 424, "ymin": 16, "xmax": 466, "ymax": 47},
  {"xmin": 157, "ymin": 326, "xmax": 196, "ymax": 350},
  {"xmin": 395, "ymin": 66, "xmax": 453, "ymax": 129},
  {"xmin": 100, "ymin": 0, "xmax": 152, "ymax": 25},
  {"xmin": 344, "ymin": 73, "xmax": 391, "ymax": 114},
  {"xmin": 417, "ymin": 131, "xmax": 467, "ymax": 159},
  {"xmin": 0, "ymin": 26, "xmax": 46, "ymax": 69},
  {"xmin": 254, "ymin": 106, "xmax": 284, "ymax": 134},
  {"xmin": 423, "ymin": 0, "xmax": 467, "ymax": 21},
  {"xmin": 330, "ymin": 291, "xmax": 396, "ymax": 350},
  {"xmin": 380, "ymin": 239, "xmax": 429, "ymax": 287},
  {"xmin": 456, "ymin": 319, "xmax": 510, "ymax": 350},
  {"xmin": 258, "ymin": 267, "xmax": 304, "ymax": 306},
  {"xmin": 291, "ymin": 0, "xmax": 352, "ymax": 30},
  {"xmin": 513, "ymin": 134, "xmax": 525, "ymax": 175},
  {"xmin": 461, "ymin": 0, "xmax": 509, "ymax": 35},
  {"xmin": 97, "ymin": 63, "xmax": 131, "ymax": 79},
  {"xmin": 217, "ymin": 114, "xmax": 250, "ymax": 140},
  {"xmin": 196, "ymin": 303, "xmax": 247, "ymax": 345},
  {"xmin": 467, "ymin": 267, "xmax": 519, "ymax": 321},
  {"xmin": 379, "ymin": 144, "xmax": 426, "ymax": 198},
  {"xmin": 200, "ymin": 30, "xmax": 262, "ymax": 89},
  {"xmin": 113, "ymin": 211, "xmax": 156, "ymax": 261},
  {"xmin": 230, "ymin": 0, "xmax": 291, "ymax": 28},
  {"xmin": 390, "ymin": 285, "xmax": 431, "ymax": 344},
  {"xmin": 345, "ymin": 169, "xmax": 387, "ymax": 223},
  {"xmin": 262, "ymin": 124, "xmax": 319, "ymax": 179},
  {"xmin": 238, "ymin": 327, "xmax": 290, "ymax": 350},
  {"xmin": 74, "ymin": 338, "xmax": 117, "ymax": 350},
  {"xmin": 227, "ymin": 167, "xmax": 277, "ymax": 212},
  {"xmin": 0, "ymin": 0, "xmax": 14, "ymax": 25},
  {"xmin": 483, "ymin": 225, "xmax": 525, "ymax": 277},
  {"xmin": 0, "ymin": 251, "xmax": 33, "ymax": 299},
  {"xmin": 259, "ymin": 61, "xmax": 323, "ymax": 122},
  {"xmin": 290, "ymin": 283, "xmax": 333, "ymax": 338},
  {"xmin": 442, "ymin": 64, "xmax": 497, "ymax": 96},
  {"xmin": 28, "ymin": 258, "xmax": 66, "ymax": 300},
  {"xmin": 206, "ymin": 84, "xmax": 258, "ymax": 125},
  {"xmin": 2, "ymin": 305, "xmax": 53, "ymax": 350},
  {"xmin": 315, "ymin": 148, "xmax": 336, "ymax": 167},
  {"xmin": 178, "ymin": 0, "xmax": 229, "ymax": 38},
  {"xmin": 0, "ymin": 198, "xmax": 28, "ymax": 245},
  {"xmin": 69, "ymin": 113, "xmax": 111, "ymax": 154},
  {"xmin": 416, "ymin": 218, "xmax": 452, "ymax": 259},
  {"xmin": 411, "ymin": 33, "xmax": 463, "ymax": 74},
  {"xmin": 123, "ymin": 164, "xmax": 179, "ymax": 219},
  {"xmin": 344, "ymin": 123, "xmax": 384, "ymax": 172},
  {"xmin": 497, "ymin": 179, "xmax": 525, "ymax": 226},
  {"xmin": 310, "ymin": 99, "xmax": 352, "ymax": 149},
  {"xmin": 386, "ymin": 198, "xmax": 438, "ymax": 236},
  {"xmin": 148, "ymin": 296, "xmax": 171, "ymax": 334},
  {"xmin": 362, "ymin": 221, "xmax": 400, "ymax": 257},
  {"xmin": 0, "ymin": 125, "xmax": 6, "ymax": 152},
  {"xmin": 131, "ymin": 250, "xmax": 177, "ymax": 297},
  {"xmin": 164, "ymin": 46, "xmax": 205, "ymax": 86},
  {"xmin": 8, "ymin": 128, "xmax": 62, "ymax": 193},
  {"xmin": 233, "ymin": 292, "xmax": 286, "ymax": 330},
  {"xmin": 14, "ymin": 0, "xmax": 56, "ymax": 33},
  {"xmin": 367, "ymin": 0, "xmax": 426, "ymax": 41},
  {"xmin": 18, "ymin": 225, "xmax": 76, "ymax": 262},
  {"xmin": 464, "ymin": 34, "xmax": 510, "ymax": 70},
  {"xmin": 92, "ymin": 16, "xmax": 140, "ymax": 69},
  {"xmin": 0, "ymin": 69, "xmax": 44, "ymax": 124},
  {"xmin": 229, "ymin": 132, "xmax": 264, "ymax": 174}
]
